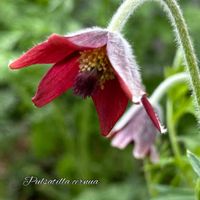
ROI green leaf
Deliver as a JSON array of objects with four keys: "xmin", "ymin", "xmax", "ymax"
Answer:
[
  {"xmin": 195, "ymin": 179, "xmax": 200, "ymax": 200},
  {"xmin": 187, "ymin": 150, "xmax": 200, "ymax": 177},
  {"xmin": 151, "ymin": 185, "xmax": 195, "ymax": 200},
  {"xmin": 151, "ymin": 197, "xmax": 194, "ymax": 200}
]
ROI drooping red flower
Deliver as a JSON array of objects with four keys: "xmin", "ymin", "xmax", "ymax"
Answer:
[
  {"xmin": 110, "ymin": 104, "xmax": 165, "ymax": 162},
  {"xmin": 9, "ymin": 27, "xmax": 164, "ymax": 136}
]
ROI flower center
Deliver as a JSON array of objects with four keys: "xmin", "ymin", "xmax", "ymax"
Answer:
[
  {"xmin": 73, "ymin": 69, "xmax": 99, "ymax": 98},
  {"xmin": 73, "ymin": 47, "xmax": 115, "ymax": 98},
  {"xmin": 79, "ymin": 47, "xmax": 115, "ymax": 89}
]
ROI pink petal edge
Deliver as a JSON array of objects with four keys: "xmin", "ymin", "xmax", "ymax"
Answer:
[
  {"xmin": 106, "ymin": 31, "xmax": 145, "ymax": 103},
  {"xmin": 67, "ymin": 27, "xmax": 108, "ymax": 48}
]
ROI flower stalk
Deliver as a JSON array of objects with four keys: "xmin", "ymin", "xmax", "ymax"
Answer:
[
  {"xmin": 151, "ymin": 73, "xmax": 188, "ymax": 160},
  {"xmin": 112, "ymin": 72, "xmax": 188, "ymax": 134},
  {"xmin": 162, "ymin": 0, "xmax": 200, "ymax": 120},
  {"xmin": 166, "ymin": 99, "xmax": 181, "ymax": 161},
  {"xmin": 153, "ymin": 73, "xmax": 188, "ymax": 160},
  {"xmin": 108, "ymin": 0, "xmax": 200, "ymax": 121},
  {"xmin": 150, "ymin": 72, "xmax": 188, "ymax": 105},
  {"xmin": 196, "ymin": 179, "xmax": 200, "ymax": 200},
  {"xmin": 108, "ymin": 0, "xmax": 145, "ymax": 32}
]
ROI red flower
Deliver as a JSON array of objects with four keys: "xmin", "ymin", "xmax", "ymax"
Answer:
[
  {"xmin": 110, "ymin": 104, "xmax": 165, "ymax": 162},
  {"xmin": 9, "ymin": 27, "xmax": 163, "ymax": 136}
]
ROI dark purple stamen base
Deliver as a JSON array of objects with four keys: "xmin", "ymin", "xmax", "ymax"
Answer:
[{"xmin": 73, "ymin": 70, "xmax": 99, "ymax": 98}]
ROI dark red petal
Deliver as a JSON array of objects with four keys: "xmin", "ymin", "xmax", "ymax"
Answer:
[
  {"xmin": 106, "ymin": 32, "xmax": 145, "ymax": 103},
  {"xmin": 9, "ymin": 34, "xmax": 79, "ymax": 69},
  {"xmin": 32, "ymin": 56, "xmax": 79, "ymax": 107},
  {"xmin": 141, "ymin": 95, "xmax": 166, "ymax": 133},
  {"xmin": 92, "ymin": 79, "xmax": 128, "ymax": 136},
  {"xmin": 67, "ymin": 28, "xmax": 108, "ymax": 48}
]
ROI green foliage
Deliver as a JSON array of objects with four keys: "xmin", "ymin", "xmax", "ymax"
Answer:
[
  {"xmin": 187, "ymin": 150, "xmax": 200, "ymax": 177},
  {"xmin": 0, "ymin": 0, "xmax": 200, "ymax": 199},
  {"xmin": 187, "ymin": 151, "xmax": 200, "ymax": 200},
  {"xmin": 74, "ymin": 182, "xmax": 147, "ymax": 200},
  {"xmin": 151, "ymin": 185, "xmax": 195, "ymax": 200}
]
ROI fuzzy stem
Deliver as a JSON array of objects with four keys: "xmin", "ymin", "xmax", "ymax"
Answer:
[
  {"xmin": 161, "ymin": 0, "xmax": 200, "ymax": 120},
  {"xmin": 108, "ymin": 0, "xmax": 200, "ymax": 121},
  {"xmin": 166, "ymin": 99, "xmax": 181, "ymax": 161},
  {"xmin": 150, "ymin": 72, "xmax": 188, "ymax": 105},
  {"xmin": 108, "ymin": 0, "xmax": 145, "ymax": 32},
  {"xmin": 111, "ymin": 73, "xmax": 188, "ymax": 134}
]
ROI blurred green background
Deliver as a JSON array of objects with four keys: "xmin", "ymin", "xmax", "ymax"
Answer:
[{"xmin": 0, "ymin": 0, "xmax": 200, "ymax": 199}]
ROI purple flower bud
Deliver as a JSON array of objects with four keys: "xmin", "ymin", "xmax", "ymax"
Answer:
[{"xmin": 110, "ymin": 105, "xmax": 160, "ymax": 163}]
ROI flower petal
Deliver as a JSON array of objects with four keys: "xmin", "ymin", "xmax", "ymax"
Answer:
[
  {"xmin": 67, "ymin": 27, "xmax": 108, "ymax": 48},
  {"xmin": 10, "ymin": 28, "xmax": 108, "ymax": 69},
  {"xmin": 92, "ymin": 79, "xmax": 128, "ymax": 136},
  {"xmin": 106, "ymin": 31, "xmax": 145, "ymax": 103},
  {"xmin": 111, "ymin": 128, "xmax": 134, "ymax": 149},
  {"xmin": 111, "ymin": 107, "xmax": 142, "ymax": 148},
  {"xmin": 109, "ymin": 105, "xmax": 140, "ymax": 137},
  {"xmin": 9, "ymin": 34, "xmax": 79, "ymax": 69},
  {"xmin": 149, "ymin": 146, "xmax": 159, "ymax": 163},
  {"xmin": 133, "ymin": 114, "xmax": 157, "ymax": 159},
  {"xmin": 141, "ymin": 95, "xmax": 167, "ymax": 133},
  {"xmin": 32, "ymin": 55, "xmax": 79, "ymax": 107},
  {"xmin": 110, "ymin": 105, "xmax": 159, "ymax": 162},
  {"xmin": 133, "ymin": 143, "xmax": 150, "ymax": 159}
]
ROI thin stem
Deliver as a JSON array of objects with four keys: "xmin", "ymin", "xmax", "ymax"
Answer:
[
  {"xmin": 196, "ymin": 179, "xmax": 200, "ymax": 200},
  {"xmin": 108, "ymin": 0, "xmax": 200, "ymax": 121},
  {"xmin": 166, "ymin": 99, "xmax": 181, "ymax": 161},
  {"xmin": 161, "ymin": 0, "xmax": 200, "ymax": 120},
  {"xmin": 143, "ymin": 159, "xmax": 155, "ymax": 197},
  {"xmin": 150, "ymin": 72, "xmax": 188, "ymax": 105},
  {"xmin": 172, "ymin": 48, "xmax": 183, "ymax": 68},
  {"xmin": 166, "ymin": 99, "xmax": 194, "ymax": 187},
  {"xmin": 108, "ymin": 0, "xmax": 145, "ymax": 32}
]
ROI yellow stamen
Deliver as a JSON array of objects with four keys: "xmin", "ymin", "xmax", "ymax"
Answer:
[{"xmin": 79, "ymin": 47, "xmax": 115, "ymax": 89}]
